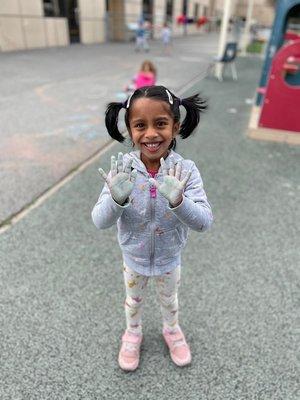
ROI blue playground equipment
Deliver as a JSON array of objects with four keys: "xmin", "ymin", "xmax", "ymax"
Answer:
[{"xmin": 257, "ymin": 0, "xmax": 300, "ymax": 105}]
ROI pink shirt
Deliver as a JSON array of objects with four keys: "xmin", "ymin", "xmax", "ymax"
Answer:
[
  {"xmin": 135, "ymin": 72, "xmax": 156, "ymax": 89},
  {"xmin": 148, "ymin": 169, "xmax": 158, "ymax": 198}
]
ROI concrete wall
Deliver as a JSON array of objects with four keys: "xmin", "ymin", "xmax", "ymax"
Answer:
[
  {"xmin": 235, "ymin": 2, "xmax": 275, "ymax": 26},
  {"xmin": 214, "ymin": 0, "xmax": 275, "ymax": 26},
  {"xmin": 172, "ymin": 0, "xmax": 184, "ymax": 36},
  {"xmin": 153, "ymin": 0, "xmax": 166, "ymax": 38},
  {"xmin": 0, "ymin": 0, "xmax": 69, "ymax": 52},
  {"xmin": 125, "ymin": 0, "xmax": 142, "ymax": 22},
  {"xmin": 79, "ymin": 0, "xmax": 106, "ymax": 44}
]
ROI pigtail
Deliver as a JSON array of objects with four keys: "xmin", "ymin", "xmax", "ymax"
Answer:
[
  {"xmin": 105, "ymin": 102, "xmax": 126, "ymax": 142},
  {"xmin": 179, "ymin": 94, "xmax": 207, "ymax": 139}
]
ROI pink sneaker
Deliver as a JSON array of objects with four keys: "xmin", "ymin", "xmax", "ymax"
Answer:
[
  {"xmin": 118, "ymin": 330, "xmax": 143, "ymax": 371},
  {"xmin": 163, "ymin": 327, "xmax": 191, "ymax": 366}
]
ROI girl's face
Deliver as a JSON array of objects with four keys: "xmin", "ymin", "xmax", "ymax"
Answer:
[
  {"xmin": 143, "ymin": 63, "xmax": 150, "ymax": 72},
  {"xmin": 129, "ymin": 98, "xmax": 179, "ymax": 170}
]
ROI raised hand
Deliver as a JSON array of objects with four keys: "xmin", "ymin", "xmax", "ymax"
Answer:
[
  {"xmin": 98, "ymin": 152, "xmax": 137, "ymax": 205},
  {"xmin": 149, "ymin": 155, "xmax": 192, "ymax": 207}
]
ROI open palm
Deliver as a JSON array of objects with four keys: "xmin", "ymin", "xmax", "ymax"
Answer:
[
  {"xmin": 98, "ymin": 152, "xmax": 137, "ymax": 205},
  {"xmin": 149, "ymin": 155, "xmax": 191, "ymax": 207}
]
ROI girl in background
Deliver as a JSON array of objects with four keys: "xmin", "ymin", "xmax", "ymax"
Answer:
[{"xmin": 125, "ymin": 60, "xmax": 156, "ymax": 93}]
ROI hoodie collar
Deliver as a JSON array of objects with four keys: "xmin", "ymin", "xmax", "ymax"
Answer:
[{"xmin": 129, "ymin": 150, "xmax": 183, "ymax": 174}]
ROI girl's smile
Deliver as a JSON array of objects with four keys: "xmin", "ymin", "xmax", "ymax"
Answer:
[{"xmin": 129, "ymin": 98, "xmax": 179, "ymax": 170}]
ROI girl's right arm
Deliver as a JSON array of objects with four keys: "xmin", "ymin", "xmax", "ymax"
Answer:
[
  {"xmin": 91, "ymin": 181, "xmax": 129, "ymax": 229},
  {"xmin": 91, "ymin": 152, "xmax": 137, "ymax": 229}
]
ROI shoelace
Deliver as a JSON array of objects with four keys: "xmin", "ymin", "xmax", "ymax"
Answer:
[
  {"xmin": 123, "ymin": 341, "xmax": 139, "ymax": 353},
  {"xmin": 171, "ymin": 338, "xmax": 186, "ymax": 348}
]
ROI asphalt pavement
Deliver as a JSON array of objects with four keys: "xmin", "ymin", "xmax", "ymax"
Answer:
[{"xmin": 0, "ymin": 35, "xmax": 300, "ymax": 400}]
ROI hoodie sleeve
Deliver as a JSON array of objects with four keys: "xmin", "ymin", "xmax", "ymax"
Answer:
[
  {"xmin": 169, "ymin": 161, "xmax": 213, "ymax": 232},
  {"xmin": 91, "ymin": 176, "xmax": 130, "ymax": 229}
]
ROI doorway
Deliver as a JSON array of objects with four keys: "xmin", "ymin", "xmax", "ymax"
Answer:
[{"xmin": 43, "ymin": 0, "xmax": 80, "ymax": 43}]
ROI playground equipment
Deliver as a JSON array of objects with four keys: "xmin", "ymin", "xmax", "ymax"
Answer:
[
  {"xmin": 248, "ymin": 0, "xmax": 300, "ymax": 143},
  {"xmin": 258, "ymin": 39, "xmax": 300, "ymax": 132},
  {"xmin": 257, "ymin": 0, "xmax": 300, "ymax": 105}
]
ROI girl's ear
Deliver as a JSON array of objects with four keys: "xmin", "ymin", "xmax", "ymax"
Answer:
[{"xmin": 173, "ymin": 122, "xmax": 180, "ymax": 136}]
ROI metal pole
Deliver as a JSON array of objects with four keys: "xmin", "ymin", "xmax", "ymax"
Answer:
[
  {"xmin": 240, "ymin": 0, "xmax": 255, "ymax": 55},
  {"xmin": 215, "ymin": 0, "xmax": 232, "ymax": 81}
]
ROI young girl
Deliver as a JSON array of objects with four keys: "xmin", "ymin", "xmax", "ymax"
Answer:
[
  {"xmin": 91, "ymin": 85, "xmax": 213, "ymax": 371},
  {"xmin": 125, "ymin": 60, "xmax": 156, "ymax": 93}
]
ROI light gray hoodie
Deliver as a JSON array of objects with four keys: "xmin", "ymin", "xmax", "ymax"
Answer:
[{"xmin": 92, "ymin": 150, "xmax": 213, "ymax": 276}]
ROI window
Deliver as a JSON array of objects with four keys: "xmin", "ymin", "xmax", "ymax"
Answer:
[
  {"xmin": 43, "ymin": 0, "xmax": 60, "ymax": 17},
  {"xmin": 182, "ymin": 0, "xmax": 188, "ymax": 16},
  {"xmin": 194, "ymin": 4, "xmax": 199, "ymax": 19},
  {"xmin": 166, "ymin": 0, "xmax": 173, "ymax": 20}
]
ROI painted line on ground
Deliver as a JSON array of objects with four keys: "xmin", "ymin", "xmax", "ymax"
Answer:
[{"xmin": 0, "ymin": 140, "xmax": 116, "ymax": 235}]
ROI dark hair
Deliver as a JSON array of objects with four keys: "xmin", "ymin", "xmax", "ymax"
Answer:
[{"xmin": 105, "ymin": 85, "xmax": 207, "ymax": 150}]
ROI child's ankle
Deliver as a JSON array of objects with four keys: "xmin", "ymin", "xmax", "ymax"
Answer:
[{"xmin": 127, "ymin": 328, "xmax": 143, "ymax": 336}]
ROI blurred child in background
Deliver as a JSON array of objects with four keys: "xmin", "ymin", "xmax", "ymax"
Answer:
[
  {"xmin": 125, "ymin": 60, "xmax": 157, "ymax": 93},
  {"xmin": 161, "ymin": 22, "xmax": 172, "ymax": 55},
  {"xmin": 135, "ymin": 21, "xmax": 150, "ymax": 52}
]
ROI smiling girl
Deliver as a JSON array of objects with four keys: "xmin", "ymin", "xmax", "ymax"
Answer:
[{"xmin": 92, "ymin": 85, "xmax": 213, "ymax": 371}]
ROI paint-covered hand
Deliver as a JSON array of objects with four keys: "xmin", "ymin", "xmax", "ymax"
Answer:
[
  {"xmin": 98, "ymin": 152, "xmax": 137, "ymax": 205},
  {"xmin": 149, "ymin": 155, "xmax": 192, "ymax": 207}
]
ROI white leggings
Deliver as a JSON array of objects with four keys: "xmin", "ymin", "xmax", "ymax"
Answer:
[{"xmin": 123, "ymin": 263, "xmax": 181, "ymax": 334}]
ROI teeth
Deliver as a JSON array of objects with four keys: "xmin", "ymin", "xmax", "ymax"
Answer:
[{"xmin": 145, "ymin": 143, "xmax": 160, "ymax": 148}]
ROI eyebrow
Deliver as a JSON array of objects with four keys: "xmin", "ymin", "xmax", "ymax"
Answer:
[
  {"xmin": 131, "ymin": 116, "xmax": 170, "ymax": 123},
  {"xmin": 155, "ymin": 116, "xmax": 169, "ymax": 121}
]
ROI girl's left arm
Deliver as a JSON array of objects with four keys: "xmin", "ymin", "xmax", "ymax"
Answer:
[{"xmin": 169, "ymin": 162, "xmax": 213, "ymax": 232}]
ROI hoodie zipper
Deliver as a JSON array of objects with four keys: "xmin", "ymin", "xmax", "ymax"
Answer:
[
  {"xmin": 149, "ymin": 195, "xmax": 155, "ymax": 274},
  {"xmin": 148, "ymin": 172, "xmax": 158, "ymax": 275}
]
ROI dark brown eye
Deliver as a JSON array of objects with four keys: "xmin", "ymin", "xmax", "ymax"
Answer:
[{"xmin": 157, "ymin": 121, "xmax": 167, "ymax": 127}]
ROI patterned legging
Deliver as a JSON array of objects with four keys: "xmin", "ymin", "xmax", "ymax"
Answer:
[{"xmin": 123, "ymin": 263, "xmax": 181, "ymax": 334}]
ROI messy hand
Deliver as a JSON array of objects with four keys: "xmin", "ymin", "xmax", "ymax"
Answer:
[
  {"xmin": 149, "ymin": 155, "xmax": 192, "ymax": 207},
  {"xmin": 98, "ymin": 152, "xmax": 137, "ymax": 205}
]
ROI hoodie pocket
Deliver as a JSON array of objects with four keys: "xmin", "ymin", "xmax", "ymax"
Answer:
[{"xmin": 155, "ymin": 227, "xmax": 183, "ymax": 259}]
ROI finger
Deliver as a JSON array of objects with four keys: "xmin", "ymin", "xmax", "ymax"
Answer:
[
  {"xmin": 117, "ymin": 152, "xmax": 123, "ymax": 173},
  {"xmin": 160, "ymin": 157, "xmax": 168, "ymax": 176},
  {"xmin": 130, "ymin": 169, "xmax": 138, "ymax": 183},
  {"xmin": 124, "ymin": 158, "xmax": 133, "ymax": 174},
  {"xmin": 180, "ymin": 169, "xmax": 192, "ymax": 187},
  {"xmin": 149, "ymin": 177, "xmax": 159, "ymax": 189},
  {"xmin": 98, "ymin": 168, "xmax": 108, "ymax": 182},
  {"xmin": 111, "ymin": 155, "xmax": 117, "ymax": 177},
  {"xmin": 175, "ymin": 161, "xmax": 182, "ymax": 180},
  {"xmin": 169, "ymin": 154, "xmax": 175, "ymax": 176}
]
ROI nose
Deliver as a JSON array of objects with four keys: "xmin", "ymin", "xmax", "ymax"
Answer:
[{"xmin": 145, "ymin": 127, "xmax": 159, "ymax": 139}]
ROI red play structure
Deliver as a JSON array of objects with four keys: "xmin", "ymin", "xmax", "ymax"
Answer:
[{"xmin": 258, "ymin": 39, "xmax": 300, "ymax": 133}]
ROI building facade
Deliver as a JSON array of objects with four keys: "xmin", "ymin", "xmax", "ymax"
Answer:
[
  {"xmin": 214, "ymin": 0, "xmax": 275, "ymax": 26},
  {"xmin": 0, "ymin": 0, "xmax": 275, "ymax": 52}
]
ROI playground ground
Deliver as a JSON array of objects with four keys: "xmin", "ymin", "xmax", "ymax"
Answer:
[{"xmin": 0, "ymin": 34, "xmax": 299, "ymax": 399}]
